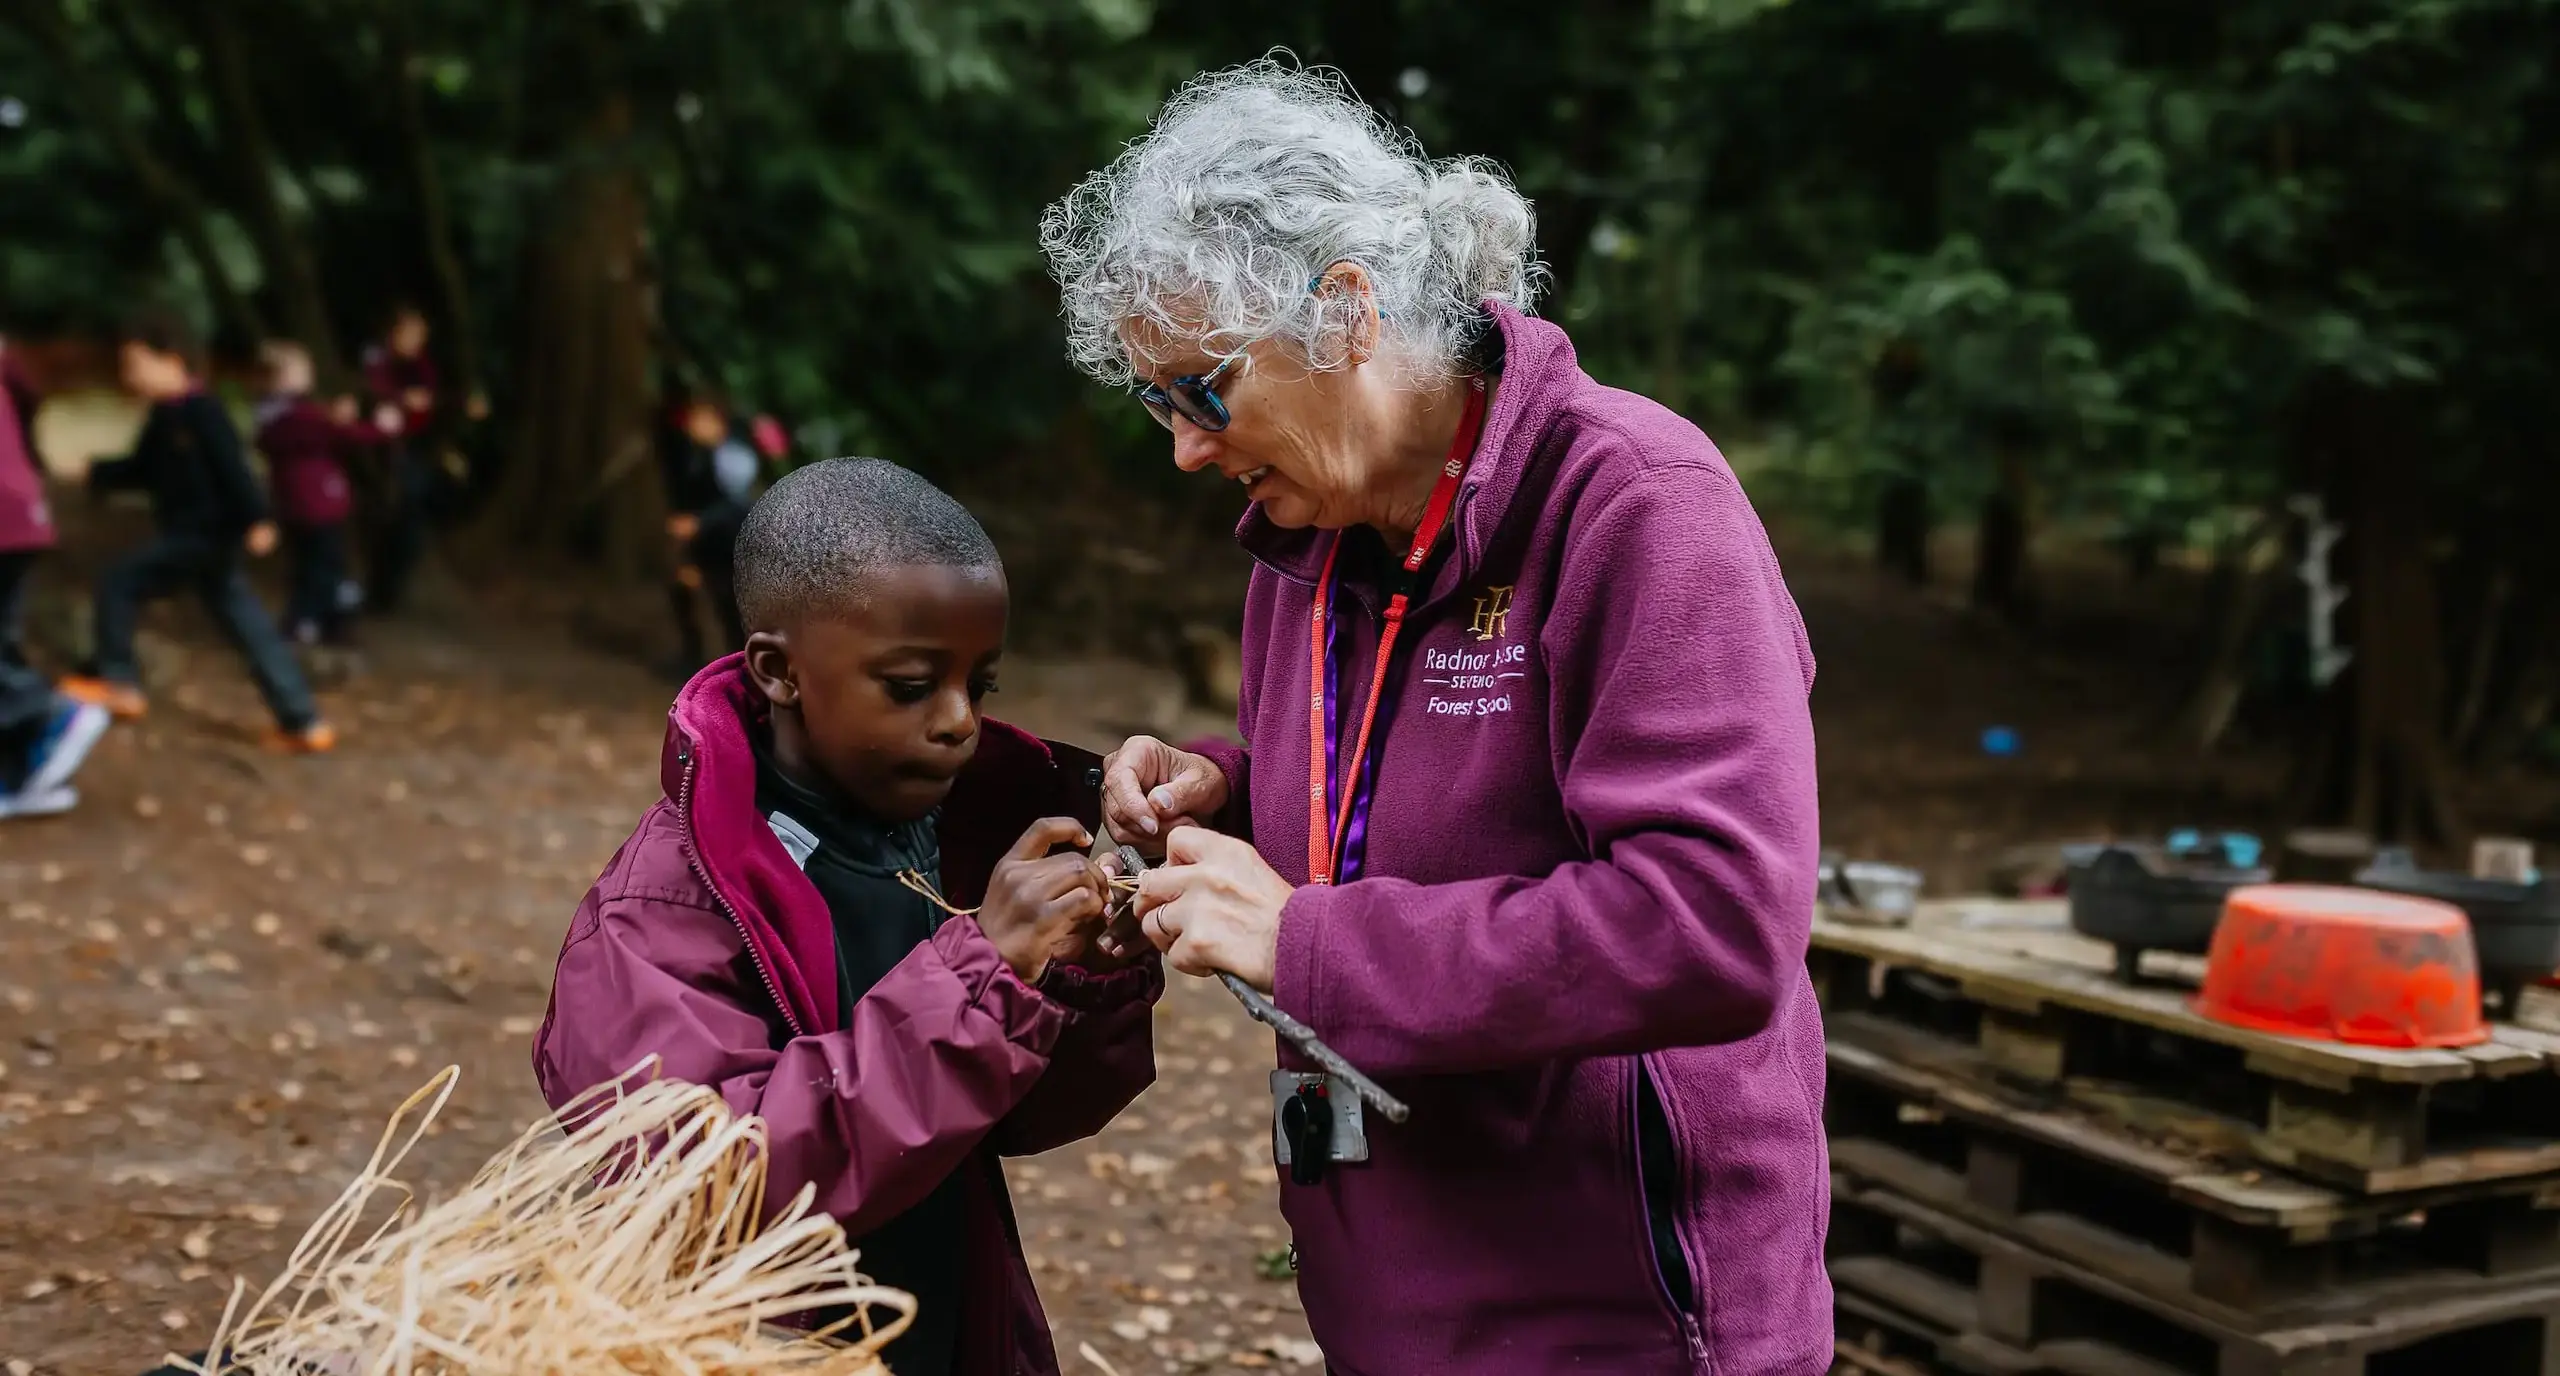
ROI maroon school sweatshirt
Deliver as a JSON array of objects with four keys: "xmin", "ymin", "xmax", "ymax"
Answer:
[{"xmin": 1195, "ymin": 302, "xmax": 1829, "ymax": 1376}]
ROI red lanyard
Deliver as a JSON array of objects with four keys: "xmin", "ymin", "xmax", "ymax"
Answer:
[{"xmin": 1305, "ymin": 381, "xmax": 1489, "ymax": 886}]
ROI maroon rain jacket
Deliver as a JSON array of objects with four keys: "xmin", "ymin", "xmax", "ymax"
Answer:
[{"xmin": 535, "ymin": 658, "xmax": 1161, "ymax": 1374}]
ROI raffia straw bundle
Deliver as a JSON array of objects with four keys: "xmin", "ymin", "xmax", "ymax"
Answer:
[{"xmin": 177, "ymin": 1061, "xmax": 915, "ymax": 1375}]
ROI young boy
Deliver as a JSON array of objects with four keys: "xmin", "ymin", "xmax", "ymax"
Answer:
[
  {"xmin": 57, "ymin": 315, "xmax": 336, "ymax": 752},
  {"xmin": 254, "ymin": 341, "xmax": 398, "ymax": 646},
  {"xmin": 656, "ymin": 389, "xmax": 764, "ymax": 674},
  {"xmin": 0, "ymin": 334, "xmax": 110, "ymax": 818},
  {"xmin": 534, "ymin": 458, "xmax": 1157, "ymax": 1376},
  {"xmin": 359, "ymin": 304, "xmax": 439, "ymax": 614}
]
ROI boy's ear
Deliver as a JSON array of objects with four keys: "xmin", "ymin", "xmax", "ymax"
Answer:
[{"xmin": 742, "ymin": 631, "xmax": 797, "ymax": 707}]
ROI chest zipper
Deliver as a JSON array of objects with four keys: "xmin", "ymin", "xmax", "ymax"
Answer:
[{"xmin": 675, "ymin": 744, "xmax": 804, "ymax": 1038}]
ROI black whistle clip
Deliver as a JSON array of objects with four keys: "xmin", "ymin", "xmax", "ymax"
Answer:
[{"xmin": 1281, "ymin": 1082, "xmax": 1334, "ymax": 1186}]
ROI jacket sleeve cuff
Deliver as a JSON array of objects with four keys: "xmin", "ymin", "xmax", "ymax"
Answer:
[
  {"xmin": 1037, "ymin": 953, "xmax": 1166, "ymax": 1014},
  {"xmin": 1272, "ymin": 883, "xmax": 1341, "ymax": 1032},
  {"xmin": 1187, "ymin": 737, "xmax": 1253, "ymax": 838},
  {"xmin": 929, "ymin": 916, "xmax": 1072, "ymax": 1056}
]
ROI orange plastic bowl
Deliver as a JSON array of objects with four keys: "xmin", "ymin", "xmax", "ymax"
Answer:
[{"xmin": 2195, "ymin": 884, "xmax": 2487, "ymax": 1049}]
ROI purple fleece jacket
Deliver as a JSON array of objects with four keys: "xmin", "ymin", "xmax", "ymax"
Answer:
[
  {"xmin": 535, "ymin": 659, "xmax": 1163, "ymax": 1376},
  {"xmin": 1193, "ymin": 305, "xmax": 1829, "ymax": 1375}
]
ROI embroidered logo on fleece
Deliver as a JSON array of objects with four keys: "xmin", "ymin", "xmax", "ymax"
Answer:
[
  {"xmin": 1424, "ymin": 585, "xmax": 1526, "ymax": 719},
  {"xmin": 1467, "ymin": 585, "xmax": 1514, "ymax": 641}
]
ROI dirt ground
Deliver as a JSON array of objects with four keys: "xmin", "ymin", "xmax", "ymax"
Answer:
[{"xmin": 4, "ymin": 500, "xmax": 2555, "ymax": 1376}]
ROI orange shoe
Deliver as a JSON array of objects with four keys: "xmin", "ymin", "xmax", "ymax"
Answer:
[
  {"xmin": 56, "ymin": 676, "xmax": 148, "ymax": 720},
  {"xmin": 265, "ymin": 721, "xmax": 339, "ymax": 755}
]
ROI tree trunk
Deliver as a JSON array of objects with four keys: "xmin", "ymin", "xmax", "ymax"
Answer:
[
  {"xmin": 2168, "ymin": 516, "xmax": 2287, "ymax": 752},
  {"xmin": 2477, "ymin": 605, "xmax": 2560, "ymax": 765},
  {"xmin": 461, "ymin": 8, "xmax": 654, "ymax": 576},
  {"xmin": 1649, "ymin": 203, "xmax": 1692, "ymax": 414},
  {"xmin": 172, "ymin": 0, "xmax": 343, "ymax": 378},
  {"xmin": 2121, "ymin": 529, "xmax": 2162, "ymax": 582},
  {"xmin": 1875, "ymin": 476, "xmax": 1930, "ymax": 586},
  {"xmin": 380, "ymin": 5, "xmax": 482, "ymax": 401},
  {"xmin": 2284, "ymin": 390, "xmax": 2465, "ymax": 847},
  {"xmin": 2449, "ymin": 565, "xmax": 2514, "ymax": 755},
  {"xmin": 1971, "ymin": 445, "xmax": 2033, "ymax": 621}
]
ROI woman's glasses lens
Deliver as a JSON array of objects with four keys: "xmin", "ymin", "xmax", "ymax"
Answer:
[{"xmin": 1139, "ymin": 358, "xmax": 1236, "ymax": 433}]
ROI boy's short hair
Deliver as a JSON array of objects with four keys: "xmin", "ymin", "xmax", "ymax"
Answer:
[
  {"xmin": 733, "ymin": 458, "xmax": 1000, "ymax": 633},
  {"xmin": 119, "ymin": 310, "xmax": 203, "ymax": 371}
]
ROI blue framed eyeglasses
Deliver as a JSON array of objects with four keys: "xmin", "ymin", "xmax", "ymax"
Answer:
[{"xmin": 1136, "ymin": 353, "xmax": 1243, "ymax": 433}]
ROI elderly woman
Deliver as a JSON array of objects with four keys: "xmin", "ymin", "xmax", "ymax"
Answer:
[{"xmin": 1042, "ymin": 64, "xmax": 1827, "ymax": 1376}]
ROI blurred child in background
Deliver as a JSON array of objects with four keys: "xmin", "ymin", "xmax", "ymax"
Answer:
[
  {"xmin": 254, "ymin": 340, "xmax": 400, "ymax": 648},
  {"xmin": 359, "ymin": 303, "xmax": 439, "ymax": 614},
  {"xmin": 0, "ymin": 332, "xmax": 110, "ymax": 819},
  {"xmin": 58, "ymin": 314, "xmax": 336, "ymax": 753},
  {"xmin": 656, "ymin": 388, "xmax": 777, "ymax": 675}
]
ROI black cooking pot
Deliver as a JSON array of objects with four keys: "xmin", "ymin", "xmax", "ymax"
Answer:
[
  {"xmin": 2067, "ymin": 844, "xmax": 2272, "ymax": 978},
  {"xmin": 2356, "ymin": 850, "xmax": 2560, "ymax": 993}
]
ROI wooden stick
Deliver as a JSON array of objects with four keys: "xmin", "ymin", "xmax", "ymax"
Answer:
[{"xmin": 1115, "ymin": 845, "xmax": 1410, "ymax": 1124}]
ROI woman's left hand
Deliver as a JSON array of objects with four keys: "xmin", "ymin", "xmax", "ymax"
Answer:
[{"xmin": 1132, "ymin": 826, "xmax": 1292, "ymax": 992}]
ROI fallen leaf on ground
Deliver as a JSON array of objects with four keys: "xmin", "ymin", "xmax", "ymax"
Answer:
[{"xmin": 1257, "ymin": 1336, "xmax": 1322, "ymax": 1367}]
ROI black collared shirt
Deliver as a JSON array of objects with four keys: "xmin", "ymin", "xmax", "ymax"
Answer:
[{"xmin": 754, "ymin": 742, "xmax": 967, "ymax": 1376}]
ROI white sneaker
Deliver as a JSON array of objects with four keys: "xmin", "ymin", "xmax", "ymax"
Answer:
[
  {"xmin": 24, "ymin": 700, "xmax": 111, "ymax": 796},
  {"xmin": 0, "ymin": 783, "xmax": 77, "ymax": 820}
]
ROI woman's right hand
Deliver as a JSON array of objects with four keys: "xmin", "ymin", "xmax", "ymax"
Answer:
[{"xmin": 1101, "ymin": 735, "xmax": 1230, "ymax": 851}]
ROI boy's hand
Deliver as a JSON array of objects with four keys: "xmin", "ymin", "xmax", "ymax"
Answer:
[
  {"xmin": 976, "ymin": 817, "xmax": 1109, "ymax": 985},
  {"xmin": 244, "ymin": 521, "xmax": 280, "ymax": 557},
  {"xmin": 1090, "ymin": 847, "xmax": 1151, "ymax": 966}
]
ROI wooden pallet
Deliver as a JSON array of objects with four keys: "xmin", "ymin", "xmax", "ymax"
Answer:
[
  {"xmin": 1829, "ymin": 1175, "xmax": 2560, "ymax": 1376},
  {"xmin": 1812, "ymin": 908, "xmax": 2560, "ymax": 1192},
  {"xmin": 1836, "ymin": 1292, "xmax": 1967, "ymax": 1375},
  {"xmin": 1830, "ymin": 1020, "xmax": 2560, "ymax": 1319}
]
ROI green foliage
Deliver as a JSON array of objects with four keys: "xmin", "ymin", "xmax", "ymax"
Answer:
[{"xmin": 2, "ymin": 0, "xmax": 2554, "ymax": 541}]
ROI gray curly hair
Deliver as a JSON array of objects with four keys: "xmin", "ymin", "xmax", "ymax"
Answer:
[{"xmin": 1040, "ymin": 59, "xmax": 1545, "ymax": 388}]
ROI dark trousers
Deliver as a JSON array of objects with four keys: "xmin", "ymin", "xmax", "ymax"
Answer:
[
  {"xmin": 283, "ymin": 523, "xmax": 353, "ymax": 644},
  {"xmin": 0, "ymin": 550, "xmax": 50, "ymax": 750},
  {"xmin": 93, "ymin": 534, "xmax": 318, "ymax": 730},
  {"xmin": 669, "ymin": 504, "xmax": 746, "ymax": 665},
  {"xmin": 368, "ymin": 443, "xmax": 434, "ymax": 613}
]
